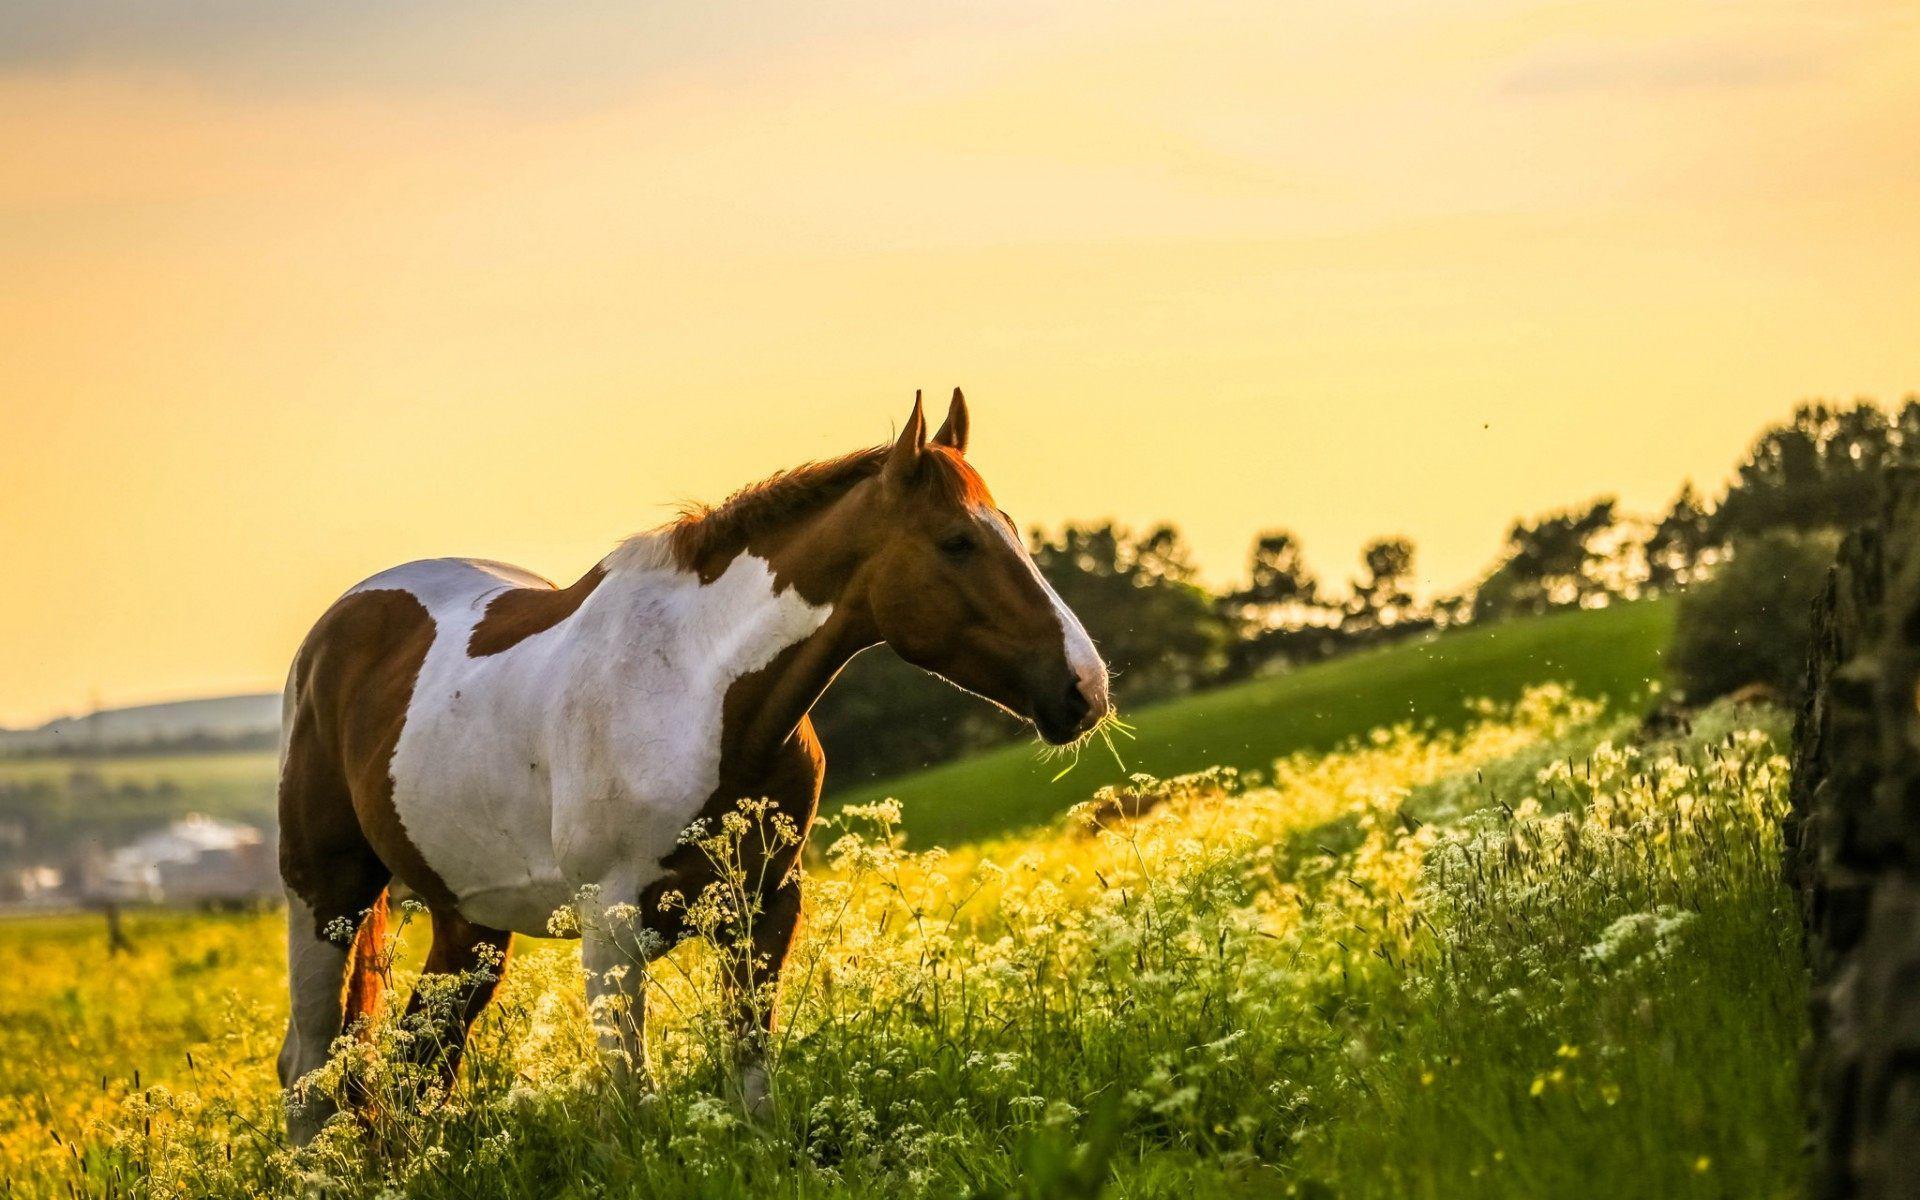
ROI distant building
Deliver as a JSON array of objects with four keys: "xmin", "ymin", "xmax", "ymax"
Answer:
[
  {"xmin": 0, "ymin": 864, "xmax": 63, "ymax": 905},
  {"xmin": 86, "ymin": 815, "xmax": 278, "ymax": 906}
]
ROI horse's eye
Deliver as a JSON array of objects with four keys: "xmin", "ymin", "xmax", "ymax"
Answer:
[{"xmin": 938, "ymin": 532, "xmax": 977, "ymax": 559}]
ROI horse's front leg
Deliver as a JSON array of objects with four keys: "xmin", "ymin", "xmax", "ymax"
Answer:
[
  {"xmin": 581, "ymin": 894, "xmax": 657, "ymax": 1090},
  {"xmin": 723, "ymin": 878, "xmax": 802, "ymax": 1120}
]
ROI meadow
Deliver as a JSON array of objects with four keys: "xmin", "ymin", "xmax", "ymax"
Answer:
[
  {"xmin": 0, "ymin": 679, "xmax": 1805, "ymax": 1199},
  {"xmin": 0, "ymin": 752, "xmax": 276, "ymax": 795},
  {"xmin": 849, "ymin": 597, "xmax": 1676, "ymax": 844}
]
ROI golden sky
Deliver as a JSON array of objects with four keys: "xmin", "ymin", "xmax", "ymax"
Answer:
[{"xmin": 2, "ymin": 0, "xmax": 1917, "ymax": 726}]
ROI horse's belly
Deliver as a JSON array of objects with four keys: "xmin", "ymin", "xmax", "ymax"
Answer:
[
  {"xmin": 393, "ymin": 764, "xmax": 570, "ymax": 934},
  {"xmin": 446, "ymin": 875, "xmax": 576, "ymax": 937},
  {"xmin": 386, "ymin": 723, "xmax": 713, "ymax": 935},
  {"xmin": 383, "ymin": 665, "xmax": 576, "ymax": 935}
]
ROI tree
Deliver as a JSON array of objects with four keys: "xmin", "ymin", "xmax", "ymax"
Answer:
[
  {"xmin": 1473, "ymin": 498, "xmax": 1622, "ymax": 620},
  {"xmin": 1213, "ymin": 529, "xmax": 1336, "ymax": 679},
  {"xmin": 1669, "ymin": 530, "xmax": 1840, "ymax": 702},
  {"xmin": 1644, "ymin": 482, "xmax": 1716, "ymax": 592},
  {"xmin": 1246, "ymin": 531, "xmax": 1320, "ymax": 610},
  {"xmin": 1219, "ymin": 530, "xmax": 1341, "ymax": 678},
  {"xmin": 1712, "ymin": 401, "xmax": 1901, "ymax": 539},
  {"xmin": 1221, "ymin": 530, "xmax": 1323, "ymax": 630},
  {"xmin": 1345, "ymin": 537, "xmax": 1417, "ymax": 634}
]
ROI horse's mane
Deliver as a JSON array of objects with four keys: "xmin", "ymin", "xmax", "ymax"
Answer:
[{"xmin": 661, "ymin": 442, "xmax": 986, "ymax": 571}]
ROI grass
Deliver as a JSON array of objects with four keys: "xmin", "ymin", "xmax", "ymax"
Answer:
[
  {"xmin": 0, "ymin": 750, "xmax": 279, "ymax": 839},
  {"xmin": 0, "ymin": 752, "xmax": 277, "ymax": 789},
  {"xmin": 843, "ymin": 597, "xmax": 1677, "ymax": 846},
  {"xmin": 0, "ymin": 908, "xmax": 286, "ymax": 1173},
  {"xmin": 0, "ymin": 683, "xmax": 1804, "ymax": 1199}
]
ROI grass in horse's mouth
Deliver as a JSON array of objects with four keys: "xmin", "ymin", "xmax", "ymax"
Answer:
[{"xmin": 1040, "ymin": 709, "xmax": 1136, "ymax": 782}]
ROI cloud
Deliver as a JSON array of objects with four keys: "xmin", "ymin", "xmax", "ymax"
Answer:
[
  {"xmin": 0, "ymin": 2, "xmax": 412, "ymax": 72},
  {"xmin": 0, "ymin": 2, "xmax": 824, "ymax": 108},
  {"xmin": 0, "ymin": 1, "xmax": 1050, "ymax": 107},
  {"xmin": 1501, "ymin": 39, "xmax": 1824, "ymax": 96}
]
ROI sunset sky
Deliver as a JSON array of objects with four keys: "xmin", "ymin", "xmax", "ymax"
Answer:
[{"xmin": 2, "ymin": 0, "xmax": 1917, "ymax": 726}]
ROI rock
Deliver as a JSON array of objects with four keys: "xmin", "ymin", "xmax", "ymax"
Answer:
[{"xmin": 1791, "ymin": 465, "xmax": 1920, "ymax": 1200}]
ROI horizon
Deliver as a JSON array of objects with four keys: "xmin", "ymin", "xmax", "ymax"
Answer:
[{"xmin": 3, "ymin": 0, "xmax": 1917, "ymax": 726}]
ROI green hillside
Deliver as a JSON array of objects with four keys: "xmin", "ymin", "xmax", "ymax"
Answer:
[{"xmin": 835, "ymin": 597, "xmax": 1677, "ymax": 846}]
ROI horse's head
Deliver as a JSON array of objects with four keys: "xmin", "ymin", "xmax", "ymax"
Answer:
[{"xmin": 857, "ymin": 391, "xmax": 1111, "ymax": 745}]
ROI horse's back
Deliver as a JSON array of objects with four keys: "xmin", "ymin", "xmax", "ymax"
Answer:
[
  {"xmin": 287, "ymin": 557, "xmax": 553, "ymax": 744},
  {"xmin": 347, "ymin": 557, "xmax": 554, "ymax": 614}
]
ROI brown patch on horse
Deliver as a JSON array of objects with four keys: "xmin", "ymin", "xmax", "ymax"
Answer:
[
  {"xmin": 667, "ymin": 443, "xmax": 990, "ymax": 588},
  {"xmin": 467, "ymin": 566, "xmax": 606, "ymax": 657},
  {"xmin": 343, "ymin": 889, "xmax": 390, "ymax": 1031},
  {"xmin": 280, "ymin": 588, "xmax": 460, "ymax": 931}
]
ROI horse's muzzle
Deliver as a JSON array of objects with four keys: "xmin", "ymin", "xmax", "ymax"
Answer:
[{"xmin": 1034, "ymin": 675, "xmax": 1107, "ymax": 745}]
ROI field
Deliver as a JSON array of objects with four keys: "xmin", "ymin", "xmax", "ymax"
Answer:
[
  {"xmin": 0, "ymin": 679, "xmax": 1805, "ymax": 1198},
  {"xmin": 0, "ymin": 752, "xmax": 276, "ymax": 793}
]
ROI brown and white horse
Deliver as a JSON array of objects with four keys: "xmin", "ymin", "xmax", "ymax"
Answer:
[{"xmin": 275, "ymin": 392, "xmax": 1109, "ymax": 1141}]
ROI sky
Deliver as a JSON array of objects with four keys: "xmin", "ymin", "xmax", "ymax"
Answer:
[{"xmin": 1, "ymin": 0, "xmax": 1917, "ymax": 726}]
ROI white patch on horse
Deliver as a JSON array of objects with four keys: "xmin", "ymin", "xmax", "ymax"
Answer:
[
  {"xmin": 277, "ymin": 890, "xmax": 348, "ymax": 1141},
  {"xmin": 978, "ymin": 507, "xmax": 1110, "ymax": 712},
  {"xmin": 347, "ymin": 538, "xmax": 832, "ymax": 935}
]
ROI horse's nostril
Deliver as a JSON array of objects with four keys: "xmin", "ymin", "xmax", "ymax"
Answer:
[
  {"xmin": 1034, "ymin": 677, "xmax": 1098, "ymax": 744},
  {"xmin": 1064, "ymin": 679, "xmax": 1092, "ymax": 722}
]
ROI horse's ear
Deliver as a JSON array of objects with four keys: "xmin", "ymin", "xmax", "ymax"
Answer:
[
  {"xmin": 881, "ymin": 390, "xmax": 928, "ymax": 492},
  {"xmin": 932, "ymin": 387, "xmax": 969, "ymax": 455}
]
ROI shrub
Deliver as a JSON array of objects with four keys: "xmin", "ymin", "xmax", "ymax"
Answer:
[{"xmin": 1669, "ymin": 530, "xmax": 1840, "ymax": 703}]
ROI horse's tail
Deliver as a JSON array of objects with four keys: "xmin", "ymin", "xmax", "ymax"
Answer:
[{"xmin": 343, "ymin": 887, "xmax": 391, "ymax": 1037}]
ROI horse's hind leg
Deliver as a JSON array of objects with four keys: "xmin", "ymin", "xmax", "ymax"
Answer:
[
  {"xmin": 277, "ymin": 723, "xmax": 391, "ymax": 1143},
  {"xmin": 402, "ymin": 908, "xmax": 512, "ymax": 1088},
  {"xmin": 278, "ymin": 879, "xmax": 389, "ymax": 1142}
]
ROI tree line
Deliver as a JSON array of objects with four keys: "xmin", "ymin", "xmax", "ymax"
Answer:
[{"xmin": 815, "ymin": 398, "xmax": 1917, "ymax": 782}]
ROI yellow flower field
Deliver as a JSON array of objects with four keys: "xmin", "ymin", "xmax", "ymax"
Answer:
[{"xmin": 0, "ymin": 687, "xmax": 1803, "ymax": 1199}]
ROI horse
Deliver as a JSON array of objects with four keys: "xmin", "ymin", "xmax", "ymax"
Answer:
[{"xmin": 274, "ymin": 390, "xmax": 1111, "ymax": 1142}]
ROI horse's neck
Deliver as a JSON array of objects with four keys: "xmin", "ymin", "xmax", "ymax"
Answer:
[{"xmin": 574, "ymin": 534, "xmax": 847, "ymax": 769}]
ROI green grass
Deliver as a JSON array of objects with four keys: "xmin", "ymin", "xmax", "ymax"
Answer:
[
  {"xmin": 841, "ymin": 598, "xmax": 1677, "ymax": 846},
  {"xmin": 1, "ymin": 686, "xmax": 1803, "ymax": 1198},
  {"xmin": 0, "ymin": 751, "xmax": 275, "ymax": 786},
  {"xmin": 0, "ymin": 750, "xmax": 279, "ymax": 815}
]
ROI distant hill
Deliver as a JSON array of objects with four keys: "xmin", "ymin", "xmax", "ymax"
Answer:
[
  {"xmin": 0, "ymin": 694, "xmax": 281, "ymax": 757},
  {"xmin": 834, "ymin": 597, "xmax": 1678, "ymax": 845}
]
